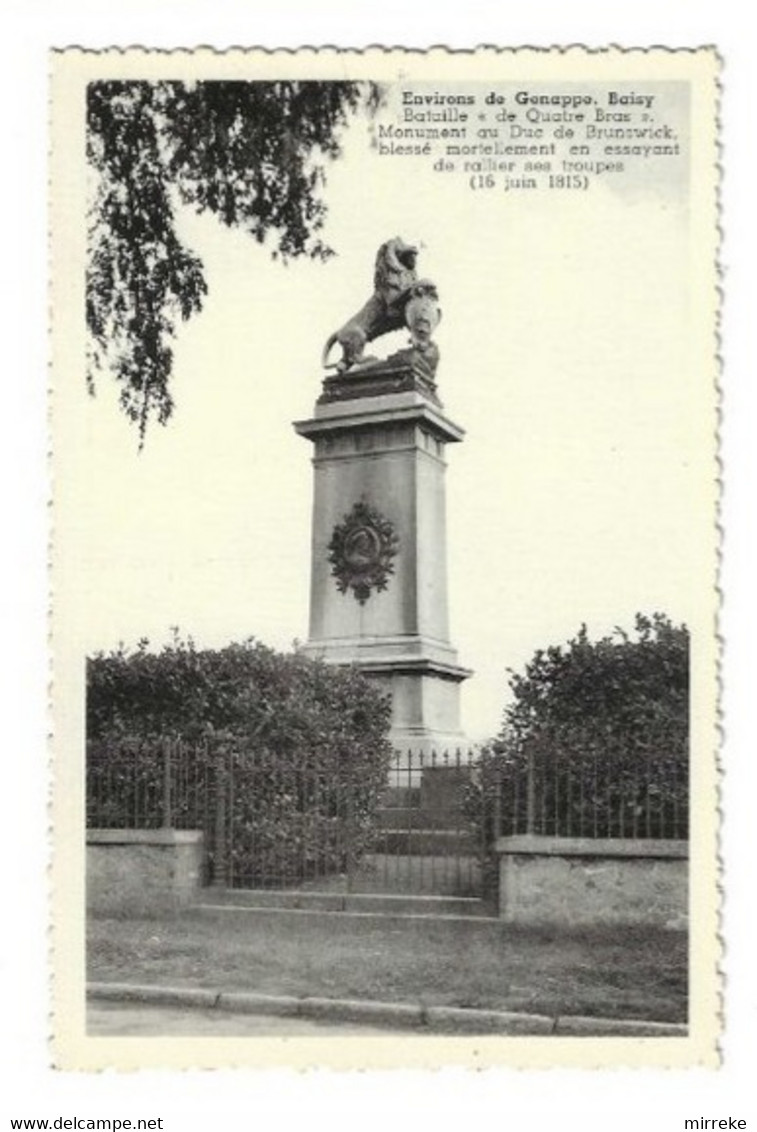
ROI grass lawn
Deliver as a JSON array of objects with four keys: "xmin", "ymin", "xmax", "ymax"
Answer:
[{"xmin": 88, "ymin": 912, "xmax": 687, "ymax": 1023}]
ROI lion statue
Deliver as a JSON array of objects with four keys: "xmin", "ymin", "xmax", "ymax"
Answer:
[{"xmin": 322, "ymin": 237, "xmax": 420, "ymax": 371}]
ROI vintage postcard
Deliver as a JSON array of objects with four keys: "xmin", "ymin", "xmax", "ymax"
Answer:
[{"xmin": 50, "ymin": 46, "xmax": 719, "ymax": 1070}]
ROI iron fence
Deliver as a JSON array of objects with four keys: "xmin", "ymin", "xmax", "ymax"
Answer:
[
  {"xmin": 483, "ymin": 739, "xmax": 689, "ymax": 841},
  {"xmin": 86, "ymin": 739, "xmax": 483, "ymax": 893},
  {"xmin": 86, "ymin": 734, "xmax": 688, "ymax": 894},
  {"xmin": 86, "ymin": 736, "xmax": 214, "ymax": 833}
]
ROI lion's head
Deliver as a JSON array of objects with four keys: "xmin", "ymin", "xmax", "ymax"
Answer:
[{"xmin": 373, "ymin": 237, "xmax": 419, "ymax": 306}]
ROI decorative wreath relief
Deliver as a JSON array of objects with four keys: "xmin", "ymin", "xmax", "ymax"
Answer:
[{"xmin": 327, "ymin": 499, "xmax": 399, "ymax": 604}]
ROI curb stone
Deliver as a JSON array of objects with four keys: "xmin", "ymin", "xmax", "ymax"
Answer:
[
  {"xmin": 554, "ymin": 1014, "xmax": 687, "ymax": 1037},
  {"xmin": 291, "ymin": 995, "xmax": 423, "ymax": 1029},
  {"xmin": 424, "ymin": 1005, "xmax": 554, "ymax": 1035},
  {"xmin": 89, "ymin": 983, "xmax": 220, "ymax": 1010},
  {"xmin": 218, "ymin": 992, "xmax": 305, "ymax": 1018},
  {"xmin": 87, "ymin": 982, "xmax": 687, "ymax": 1037},
  {"xmin": 218, "ymin": 991, "xmax": 421, "ymax": 1029}
]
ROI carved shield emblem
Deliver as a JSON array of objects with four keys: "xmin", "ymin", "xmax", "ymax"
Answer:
[{"xmin": 327, "ymin": 499, "xmax": 399, "ymax": 604}]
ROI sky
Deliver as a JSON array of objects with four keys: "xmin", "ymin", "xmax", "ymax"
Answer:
[{"xmin": 67, "ymin": 76, "xmax": 710, "ymax": 741}]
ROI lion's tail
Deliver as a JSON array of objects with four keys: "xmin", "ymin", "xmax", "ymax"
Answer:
[{"xmin": 321, "ymin": 332, "xmax": 339, "ymax": 369}]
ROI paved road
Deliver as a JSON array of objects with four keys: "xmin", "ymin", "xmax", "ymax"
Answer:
[{"xmin": 88, "ymin": 1000, "xmax": 406, "ymax": 1037}]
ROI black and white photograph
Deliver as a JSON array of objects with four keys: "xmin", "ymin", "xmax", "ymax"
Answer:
[{"xmin": 47, "ymin": 46, "xmax": 720, "ymax": 1071}]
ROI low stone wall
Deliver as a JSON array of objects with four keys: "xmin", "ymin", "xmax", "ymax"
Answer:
[
  {"xmin": 87, "ymin": 829, "xmax": 205, "ymax": 917},
  {"xmin": 495, "ymin": 835, "xmax": 688, "ymax": 929}
]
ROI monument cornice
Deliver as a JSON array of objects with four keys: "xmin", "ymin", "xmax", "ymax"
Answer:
[
  {"xmin": 293, "ymin": 393, "xmax": 465, "ymax": 446},
  {"xmin": 299, "ymin": 640, "xmax": 472, "ymax": 682},
  {"xmin": 353, "ymin": 657, "xmax": 473, "ymax": 683}
]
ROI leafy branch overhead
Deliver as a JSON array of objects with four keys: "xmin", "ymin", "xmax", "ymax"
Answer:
[{"xmin": 86, "ymin": 80, "xmax": 378, "ymax": 441}]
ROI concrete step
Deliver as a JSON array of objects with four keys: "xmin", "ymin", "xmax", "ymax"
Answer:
[
  {"xmin": 221, "ymin": 852, "xmax": 483, "ymax": 897},
  {"xmin": 193, "ymin": 888, "xmax": 491, "ymax": 918},
  {"xmin": 377, "ymin": 807, "xmax": 466, "ymax": 831},
  {"xmin": 373, "ymin": 829, "xmax": 480, "ymax": 854},
  {"xmin": 381, "ymin": 786, "xmax": 421, "ymax": 808}
]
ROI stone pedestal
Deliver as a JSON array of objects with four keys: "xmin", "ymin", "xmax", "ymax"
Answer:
[{"xmin": 294, "ymin": 360, "xmax": 470, "ymax": 754}]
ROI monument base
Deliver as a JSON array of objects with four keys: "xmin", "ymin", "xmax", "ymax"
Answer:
[
  {"xmin": 368, "ymin": 665, "xmax": 471, "ymax": 756},
  {"xmin": 299, "ymin": 642, "xmax": 471, "ymax": 757}
]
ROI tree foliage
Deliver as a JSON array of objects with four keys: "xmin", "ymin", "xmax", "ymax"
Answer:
[
  {"xmin": 471, "ymin": 612, "xmax": 689, "ymax": 844},
  {"xmin": 87, "ymin": 635, "xmax": 393, "ymax": 885},
  {"xmin": 86, "ymin": 80, "xmax": 375, "ymax": 440},
  {"xmin": 502, "ymin": 612, "xmax": 689, "ymax": 756}
]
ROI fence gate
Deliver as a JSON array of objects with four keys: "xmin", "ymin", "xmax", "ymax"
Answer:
[{"xmin": 215, "ymin": 747, "xmax": 485, "ymax": 898}]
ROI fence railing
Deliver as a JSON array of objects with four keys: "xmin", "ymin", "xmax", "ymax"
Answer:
[
  {"xmin": 481, "ymin": 740, "xmax": 689, "ymax": 841},
  {"xmin": 86, "ymin": 739, "xmax": 484, "ymax": 892},
  {"xmin": 86, "ymin": 736, "xmax": 213, "ymax": 833},
  {"xmin": 87, "ymin": 735, "xmax": 688, "ymax": 891}
]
